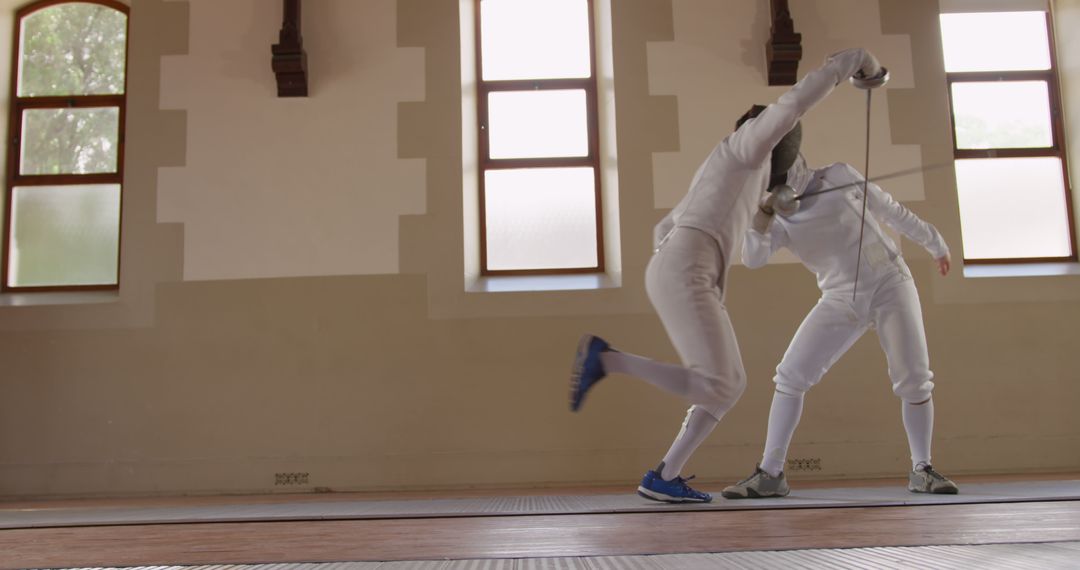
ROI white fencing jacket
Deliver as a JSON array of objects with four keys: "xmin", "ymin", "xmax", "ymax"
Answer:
[
  {"xmin": 743, "ymin": 160, "xmax": 949, "ymax": 293},
  {"xmin": 653, "ymin": 49, "xmax": 877, "ymax": 288}
]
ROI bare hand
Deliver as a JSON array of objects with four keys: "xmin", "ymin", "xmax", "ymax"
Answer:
[{"xmin": 936, "ymin": 253, "xmax": 951, "ymax": 276}]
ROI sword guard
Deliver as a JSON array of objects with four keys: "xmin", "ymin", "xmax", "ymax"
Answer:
[{"xmin": 851, "ymin": 67, "xmax": 889, "ymax": 90}]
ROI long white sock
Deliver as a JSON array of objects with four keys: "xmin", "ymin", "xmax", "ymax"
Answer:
[
  {"xmin": 659, "ymin": 406, "xmax": 720, "ymax": 480},
  {"xmin": 903, "ymin": 398, "xmax": 934, "ymax": 470},
  {"xmin": 599, "ymin": 351, "xmax": 718, "ymax": 407},
  {"xmin": 760, "ymin": 389, "xmax": 805, "ymax": 477}
]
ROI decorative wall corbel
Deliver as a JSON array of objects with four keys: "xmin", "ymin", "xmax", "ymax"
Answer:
[
  {"xmin": 272, "ymin": 0, "xmax": 308, "ymax": 97},
  {"xmin": 765, "ymin": 0, "xmax": 802, "ymax": 86}
]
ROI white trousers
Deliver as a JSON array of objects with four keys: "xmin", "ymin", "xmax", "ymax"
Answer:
[
  {"xmin": 774, "ymin": 267, "xmax": 935, "ymax": 403},
  {"xmin": 645, "ymin": 227, "xmax": 747, "ymax": 419}
]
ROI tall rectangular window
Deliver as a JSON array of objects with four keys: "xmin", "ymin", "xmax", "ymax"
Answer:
[
  {"xmin": 940, "ymin": 8, "xmax": 1076, "ymax": 263},
  {"xmin": 3, "ymin": 0, "xmax": 129, "ymax": 291},
  {"xmin": 475, "ymin": 0, "xmax": 604, "ymax": 275}
]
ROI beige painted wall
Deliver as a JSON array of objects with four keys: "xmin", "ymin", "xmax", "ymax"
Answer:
[
  {"xmin": 0, "ymin": 0, "xmax": 1078, "ymax": 499},
  {"xmin": 158, "ymin": 0, "xmax": 425, "ymax": 280}
]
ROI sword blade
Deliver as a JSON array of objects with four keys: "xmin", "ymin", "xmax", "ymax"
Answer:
[
  {"xmin": 793, "ymin": 161, "xmax": 952, "ymax": 200},
  {"xmin": 852, "ymin": 89, "xmax": 873, "ymax": 301}
]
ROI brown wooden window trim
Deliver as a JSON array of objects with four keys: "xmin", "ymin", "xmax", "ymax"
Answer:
[
  {"xmin": 2, "ymin": 0, "xmax": 130, "ymax": 293},
  {"xmin": 945, "ymin": 11, "xmax": 1077, "ymax": 265},
  {"xmin": 474, "ymin": 0, "xmax": 605, "ymax": 277}
]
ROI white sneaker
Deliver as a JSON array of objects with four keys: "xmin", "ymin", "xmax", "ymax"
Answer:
[
  {"xmin": 721, "ymin": 465, "xmax": 790, "ymax": 499},
  {"xmin": 909, "ymin": 464, "xmax": 959, "ymax": 494}
]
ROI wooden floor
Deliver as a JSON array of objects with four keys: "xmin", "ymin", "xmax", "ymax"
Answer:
[{"xmin": 3, "ymin": 475, "xmax": 1080, "ymax": 569}]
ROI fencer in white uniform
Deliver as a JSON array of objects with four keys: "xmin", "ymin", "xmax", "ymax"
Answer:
[
  {"xmin": 569, "ymin": 48, "xmax": 887, "ymax": 503},
  {"xmin": 722, "ymin": 157, "xmax": 960, "ymax": 498}
]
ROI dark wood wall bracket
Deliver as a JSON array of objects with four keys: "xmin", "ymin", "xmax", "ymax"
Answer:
[
  {"xmin": 765, "ymin": 0, "xmax": 802, "ymax": 86},
  {"xmin": 272, "ymin": 0, "xmax": 308, "ymax": 97}
]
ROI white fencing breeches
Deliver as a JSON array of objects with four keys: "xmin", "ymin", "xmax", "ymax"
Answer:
[
  {"xmin": 773, "ymin": 272, "xmax": 935, "ymax": 403},
  {"xmin": 644, "ymin": 227, "xmax": 748, "ymax": 420}
]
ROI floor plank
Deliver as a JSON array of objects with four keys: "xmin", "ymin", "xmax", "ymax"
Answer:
[
  {"xmin": 6, "ymin": 479, "xmax": 1079, "ymax": 529},
  {"xmin": 4, "ymin": 471, "xmax": 1075, "ymax": 510},
  {"xmin": 2, "ymin": 501, "xmax": 1079, "ymax": 569},
  {"xmin": 12, "ymin": 542, "xmax": 1080, "ymax": 570}
]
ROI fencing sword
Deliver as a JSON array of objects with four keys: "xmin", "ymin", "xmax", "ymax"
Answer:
[
  {"xmin": 850, "ymin": 67, "xmax": 890, "ymax": 301},
  {"xmin": 851, "ymin": 89, "xmax": 872, "ymax": 301},
  {"xmin": 793, "ymin": 161, "xmax": 952, "ymax": 201}
]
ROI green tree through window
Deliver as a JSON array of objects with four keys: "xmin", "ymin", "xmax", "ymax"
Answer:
[
  {"xmin": 4, "ymin": 0, "xmax": 129, "ymax": 291},
  {"xmin": 19, "ymin": 3, "xmax": 127, "ymax": 97}
]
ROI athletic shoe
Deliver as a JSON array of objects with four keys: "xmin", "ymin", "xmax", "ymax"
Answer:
[
  {"xmin": 908, "ymin": 464, "xmax": 959, "ymax": 494},
  {"xmin": 569, "ymin": 334, "xmax": 609, "ymax": 412},
  {"xmin": 637, "ymin": 462, "xmax": 712, "ymax": 503},
  {"xmin": 721, "ymin": 465, "xmax": 790, "ymax": 499}
]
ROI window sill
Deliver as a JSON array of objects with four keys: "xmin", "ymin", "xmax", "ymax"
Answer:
[
  {"xmin": 467, "ymin": 272, "xmax": 620, "ymax": 293},
  {"xmin": 0, "ymin": 290, "xmax": 120, "ymax": 307},
  {"xmin": 963, "ymin": 262, "xmax": 1080, "ymax": 279}
]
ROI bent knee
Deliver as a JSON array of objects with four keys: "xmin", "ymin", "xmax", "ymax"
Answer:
[
  {"xmin": 893, "ymin": 374, "xmax": 935, "ymax": 403},
  {"xmin": 773, "ymin": 368, "xmax": 820, "ymax": 396},
  {"xmin": 693, "ymin": 368, "xmax": 746, "ymax": 417}
]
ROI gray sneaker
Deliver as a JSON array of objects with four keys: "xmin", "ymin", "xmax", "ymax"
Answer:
[
  {"xmin": 908, "ymin": 464, "xmax": 959, "ymax": 494},
  {"xmin": 721, "ymin": 465, "xmax": 790, "ymax": 499}
]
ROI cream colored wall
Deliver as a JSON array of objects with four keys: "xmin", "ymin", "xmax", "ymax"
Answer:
[
  {"xmin": 0, "ymin": 0, "xmax": 1078, "ymax": 499},
  {"xmin": 158, "ymin": 0, "xmax": 425, "ymax": 280}
]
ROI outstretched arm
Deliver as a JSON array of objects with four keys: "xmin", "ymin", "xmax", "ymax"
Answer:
[
  {"xmin": 728, "ymin": 48, "xmax": 883, "ymax": 167},
  {"xmin": 858, "ymin": 166, "xmax": 950, "ymax": 272}
]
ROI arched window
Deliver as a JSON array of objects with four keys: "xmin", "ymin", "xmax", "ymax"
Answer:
[{"xmin": 3, "ymin": 0, "xmax": 129, "ymax": 291}]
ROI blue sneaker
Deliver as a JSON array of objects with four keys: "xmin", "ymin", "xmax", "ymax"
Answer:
[
  {"xmin": 637, "ymin": 462, "xmax": 712, "ymax": 503},
  {"xmin": 569, "ymin": 334, "xmax": 610, "ymax": 412}
]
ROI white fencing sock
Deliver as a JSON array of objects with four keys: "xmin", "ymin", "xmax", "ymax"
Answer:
[
  {"xmin": 659, "ymin": 406, "xmax": 720, "ymax": 480},
  {"xmin": 760, "ymin": 389, "xmax": 805, "ymax": 477},
  {"xmin": 903, "ymin": 398, "xmax": 934, "ymax": 470},
  {"xmin": 600, "ymin": 351, "xmax": 719, "ymax": 407}
]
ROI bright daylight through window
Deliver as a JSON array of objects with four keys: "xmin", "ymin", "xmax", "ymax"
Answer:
[
  {"xmin": 940, "ymin": 9, "xmax": 1075, "ymax": 263},
  {"xmin": 475, "ymin": 0, "xmax": 603, "ymax": 275},
  {"xmin": 4, "ymin": 0, "xmax": 129, "ymax": 291}
]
